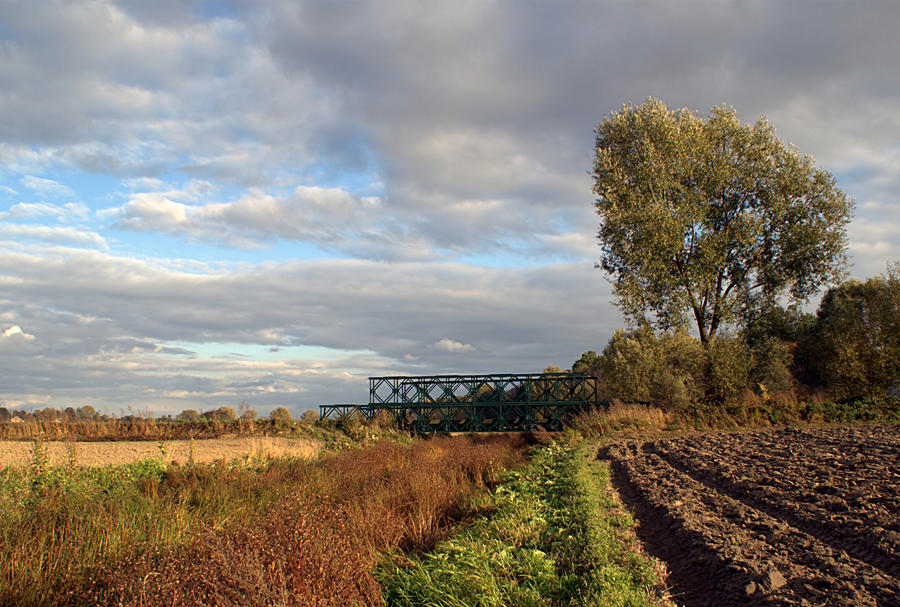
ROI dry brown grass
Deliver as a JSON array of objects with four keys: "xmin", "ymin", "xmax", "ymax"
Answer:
[
  {"xmin": 574, "ymin": 402, "xmax": 671, "ymax": 436},
  {"xmin": 78, "ymin": 435, "xmax": 526, "ymax": 607}
]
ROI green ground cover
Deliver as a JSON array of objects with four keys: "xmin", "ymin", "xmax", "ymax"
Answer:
[{"xmin": 378, "ymin": 439, "xmax": 670, "ymax": 607}]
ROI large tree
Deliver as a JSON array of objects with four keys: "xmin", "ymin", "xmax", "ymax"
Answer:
[{"xmin": 592, "ymin": 99, "xmax": 853, "ymax": 346}]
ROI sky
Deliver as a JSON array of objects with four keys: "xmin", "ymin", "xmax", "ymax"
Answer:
[{"xmin": 1, "ymin": 0, "xmax": 899, "ymax": 416}]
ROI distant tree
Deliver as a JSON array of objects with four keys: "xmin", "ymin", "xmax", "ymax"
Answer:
[
  {"xmin": 36, "ymin": 407, "xmax": 60, "ymax": 421},
  {"xmin": 542, "ymin": 365, "xmax": 563, "ymax": 374},
  {"xmin": 202, "ymin": 406, "xmax": 237, "ymax": 421},
  {"xmin": 300, "ymin": 409, "xmax": 319, "ymax": 423},
  {"xmin": 76, "ymin": 405, "xmax": 98, "ymax": 420},
  {"xmin": 810, "ymin": 265, "xmax": 900, "ymax": 399},
  {"xmin": 176, "ymin": 409, "xmax": 201, "ymax": 423},
  {"xmin": 269, "ymin": 407, "xmax": 292, "ymax": 422},
  {"xmin": 216, "ymin": 406, "xmax": 237, "ymax": 421},
  {"xmin": 592, "ymin": 99, "xmax": 853, "ymax": 346},
  {"xmin": 238, "ymin": 401, "xmax": 257, "ymax": 420},
  {"xmin": 0, "ymin": 407, "xmax": 9, "ymax": 422}
]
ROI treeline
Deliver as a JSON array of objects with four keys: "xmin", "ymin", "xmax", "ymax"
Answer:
[
  {"xmin": 571, "ymin": 267, "xmax": 900, "ymax": 409},
  {"xmin": 0, "ymin": 403, "xmax": 317, "ymax": 441},
  {"xmin": 0, "ymin": 403, "xmax": 305, "ymax": 424}
]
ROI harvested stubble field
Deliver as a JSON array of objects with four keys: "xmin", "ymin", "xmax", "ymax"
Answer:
[
  {"xmin": 0, "ymin": 436, "xmax": 321, "ymax": 467},
  {"xmin": 602, "ymin": 425, "xmax": 900, "ymax": 606}
]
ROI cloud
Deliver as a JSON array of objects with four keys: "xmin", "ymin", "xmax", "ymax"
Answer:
[
  {"xmin": 433, "ymin": 338, "xmax": 475, "ymax": 353},
  {"xmin": 0, "ymin": 224, "xmax": 107, "ymax": 249},
  {"xmin": 0, "ymin": 246, "xmax": 619, "ymax": 411},
  {"xmin": 1, "ymin": 325, "xmax": 35, "ymax": 341},
  {"xmin": 106, "ymin": 185, "xmax": 391, "ymax": 252},
  {"xmin": 1, "ymin": 202, "xmax": 90, "ymax": 221},
  {"xmin": 20, "ymin": 176, "xmax": 77, "ymax": 199},
  {"xmin": 0, "ymin": 0, "xmax": 899, "ymax": 414}
]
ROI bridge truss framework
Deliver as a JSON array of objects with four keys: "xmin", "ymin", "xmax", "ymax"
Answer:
[{"xmin": 319, "ymin": 372, "xmax": 608, "ymax": 433}]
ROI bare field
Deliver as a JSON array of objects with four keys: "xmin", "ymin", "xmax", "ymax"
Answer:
[
  {"xmin": 0, "ymin": 436, "xmax": 321, "ymax": 468},
  {"xmin": 602, "ymin": 425, "xmax": 900, "ymax": 607}
]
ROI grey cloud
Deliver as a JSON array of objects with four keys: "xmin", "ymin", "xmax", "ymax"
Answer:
[
  {"xmin": 105, "ymin": 183, "xmax": 594, "ymax": 261},
  {"xmin": 0, "ymin": 246, "xmax": 618, "ymax": 412},
  {"xmin": 236, "ymin": 0, "xmax": 900, "ymax": 265},
  {"xmin": 5, "ymin": 1, "xmax": 898, "ymax": 264}
]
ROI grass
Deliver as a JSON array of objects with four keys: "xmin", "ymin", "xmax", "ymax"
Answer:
[
  {"xmin": 0, "ymin": 454, "xmax": 313, "ymax": 605},
  {"xmin": 0, "ymin": 434, "xmax": 525, "ymax": 606},
  {"xmin": 572, "ymin": 403, "xmax": 671, "ymax": 437},
  {"xmin": 569, "ymin": 397, "xmax": 900, "ymax": 437},
  {"xmin": 673, "ymin": 395, "xmax": 900, "ymax": 430},
  {"xmin": 377, "ymin": 438, "xmax": 672, "ymax": 607}
]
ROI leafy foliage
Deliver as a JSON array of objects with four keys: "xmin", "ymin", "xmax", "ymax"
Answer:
[
  {"xmin": 378, "ymin": 441, "xmax": 669, "ymax": 607},
  {"xmin": 592, "ymin": 99, "xmax": 852, "ymax": 344},
  {"xmin": 809, "ymin": 264, "xmax": 900, "ymax": 399}
]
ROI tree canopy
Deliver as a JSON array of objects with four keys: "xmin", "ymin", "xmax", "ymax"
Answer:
[
  {"xmin": 592, "ymin": 99, "xmax": 853, "ymax": 345},
  {"xmin": 810, "ymin": 264, "xmax": 900, "ymax": 399}
]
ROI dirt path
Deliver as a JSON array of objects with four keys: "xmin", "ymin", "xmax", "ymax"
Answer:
[
  {"xmin": 601, "ymin": 426, "xmax": 900, "ymax": 607},
  {"xmin": 0, "ymin": 436, "xmax": 321, "ymax": 468}
]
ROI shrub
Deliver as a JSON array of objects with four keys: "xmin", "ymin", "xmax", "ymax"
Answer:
[
  {"xmin": 269, "ymin": 407, "xmax": 292, "ymax": 423},
  {"xmin": 809, "ymin": 266, "xmax": 900, "ymax": 399},
  {"xmin": 586, "ymin": 326, "xmax": 705, "ymax": 409},
  {"xmin": 706, "ymin": 335, "xmax": 752, "ymax": 402},
  {"xmin": 300, "ymin": 409, "xmax": 319, "ymax": 423},
  {"xmin": 176, "ymin": 409, "xmax": 201, "ymax": 423}
]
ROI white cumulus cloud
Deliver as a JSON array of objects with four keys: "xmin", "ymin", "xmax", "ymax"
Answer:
[
  {"xmin": 433, "ymin": 338, "xmax": 475, "ymax": 353},
  {"xmin": 1, "ymin": 325, "xmax": 35, "ymax": 341}
]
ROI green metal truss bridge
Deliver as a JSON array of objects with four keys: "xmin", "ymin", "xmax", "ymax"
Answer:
[{"xmin": 319, "ymin": 372, "xmax": 608, "ymax": 433}]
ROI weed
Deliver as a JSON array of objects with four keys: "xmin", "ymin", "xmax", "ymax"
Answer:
[
  {"xmin": 29, "ymin": 439, "xmax": 50, "ymax": 483},
  {"xmin": 64, "ymin": 440, "xmax": 79, "ymax": 469}
]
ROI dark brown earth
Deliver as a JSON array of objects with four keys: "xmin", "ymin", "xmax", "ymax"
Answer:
[{"xmin": 601, "ymin": 425, "xmax": 900, "ymax": 607}]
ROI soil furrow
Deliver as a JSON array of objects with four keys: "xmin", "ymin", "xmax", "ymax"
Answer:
[
  {"xmin": 651, "ymin": 444, "xmax": 900, "ymax": 580},
  {"xmin": 602, "ymin": 426, "xmax": 900, "ymax": 607}
]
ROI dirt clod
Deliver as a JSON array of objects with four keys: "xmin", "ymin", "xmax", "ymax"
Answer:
[{"xmin": 603, "ymin": 425, "xmax": 900, "ymax": 607}]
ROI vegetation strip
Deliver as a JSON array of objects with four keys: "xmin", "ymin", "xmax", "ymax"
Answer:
[
  {"xmin": 378, "ymin": 439, "xmax": 670, "ymax": 607},
  {"xmin": 0, "ymin": 433, "xmax": 523, "ymax": 607}
]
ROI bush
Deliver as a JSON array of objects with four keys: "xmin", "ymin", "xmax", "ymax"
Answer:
[
  {"xmin": 706, "ymin": 335, "xmax": 752, "ymax": 402},
  {"xmin": 300, "ymin": 410, "xmax": 319, "ymax": 423},
  {"xmin": 269, "ymin": 407, "xmax": 292, "ymax": 423},
  {"xmin": 176, "ymin": 409, "xmax": 201, "ymax": 423},
  {"xmin": 584, "ymin": 326, "xmax": 705, "ymax": 409},
  {"xmin": 809, "ymin": 266, "xmax": 900, "ymax": 399}
]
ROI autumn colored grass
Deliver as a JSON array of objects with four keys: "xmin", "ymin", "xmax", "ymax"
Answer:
[
  {"xmin": 572, "ymin": 402, "xmax": 671, "ymax": 436},
  {"xmin": 0, "ymin": 434, "xmax": 525, "ymax": 606}
]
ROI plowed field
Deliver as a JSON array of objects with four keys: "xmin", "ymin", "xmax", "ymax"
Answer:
[{"xmin": 601, "ymin": 426, "xmax": 900, "ymax": 606}]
